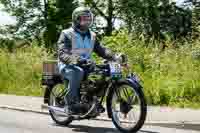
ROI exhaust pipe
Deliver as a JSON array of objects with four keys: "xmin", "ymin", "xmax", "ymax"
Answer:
[{"xmin": 48, "ymin": 106, "xmax": 68, "ymax": 116}]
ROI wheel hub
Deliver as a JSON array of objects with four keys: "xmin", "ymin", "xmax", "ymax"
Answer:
[{"xmin": 120, "ymin": 99, "xmax": 132, "ymax": 114}]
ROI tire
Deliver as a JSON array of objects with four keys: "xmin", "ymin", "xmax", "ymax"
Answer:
[
  {"xmin": 107, "ymin": 80, "xmax": 147, "ymax": 133},
  {"xmin": 47, "ymin": 84, "xmax": 73, "ymax": 126}
]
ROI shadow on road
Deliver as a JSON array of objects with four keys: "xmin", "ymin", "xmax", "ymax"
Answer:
[
  {"xmin": 52, "ymin": 123, "xmax": 159, "ymax": 133},
  {"xmin": 52, "ymin": 122, "xmax": 200, "ymax": 132},
  {"xmin": 67, "ymin": 124, "xmax": 159, "ymax": 133},
  {"xmin": 146, "ymin": 123, "xmax": 200, "ymax": 131}
]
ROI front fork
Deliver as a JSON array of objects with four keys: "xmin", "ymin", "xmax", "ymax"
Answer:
[{"xmin": 106, "ymin": 74, "xmax": 142, "ymax": 118}]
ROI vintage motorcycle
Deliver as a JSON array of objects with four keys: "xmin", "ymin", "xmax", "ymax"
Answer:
[{"xmin": 42, "ymin": 55, "xmax": 147, "ymax": 133}]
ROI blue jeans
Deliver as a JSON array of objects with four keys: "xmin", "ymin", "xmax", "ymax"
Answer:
[{"xmin": 58, "ymin": 62, "xmax": 84, "ymax": 103}]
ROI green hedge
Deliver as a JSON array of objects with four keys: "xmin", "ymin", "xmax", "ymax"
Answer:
[
  {"xmin": 0, "ymin": 32, "xmax": 200, "ymax": 108},
  {"xmin": 103, "ymin": 31, "xmax": 200, "ymax": 108},
  {"xmin": 0, "ymin": 45, "xmax": 52, "ymax": 96}
]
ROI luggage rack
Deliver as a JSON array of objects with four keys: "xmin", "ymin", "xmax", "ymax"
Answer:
[{"xmin": 42, "ymin": 60, "xmax": 63, "ymax": 85}]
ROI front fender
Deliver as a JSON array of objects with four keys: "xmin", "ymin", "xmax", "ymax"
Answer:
[{"xmin": 126, "ymin": 73, "xmax": 143, "ymax": 91}]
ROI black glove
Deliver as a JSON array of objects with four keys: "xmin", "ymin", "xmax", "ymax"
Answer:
[
  {"xmin": 77, "ymin": 58, "xmax": 87, "ymax": 64},
  {"xmin": 114, "ymin": 53, "xmax": 128, "ymax": 64},
  {"xmin": 62, "ymin": 54, "xmax": 80, "ymax": 64}
]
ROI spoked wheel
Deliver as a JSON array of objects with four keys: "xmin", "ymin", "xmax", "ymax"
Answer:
[
  {"xmin": 48, "ymin": 81, "xmax": 73, "ymax": 126},
  {"xmin": 107, "ymin": 80, "xmax": 147, "ymax": 133}
]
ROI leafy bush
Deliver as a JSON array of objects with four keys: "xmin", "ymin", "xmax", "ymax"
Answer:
[
  {"xmin": 0, "ymin": 32, "xmax": 199, "ymax": 108},
  {"xmin": 103, "ymin": 31, "xmax": 200, "ymax": 108},
  {"xmin": 0, "ymin": 44, "xmax": 52, "ymax": 96}
]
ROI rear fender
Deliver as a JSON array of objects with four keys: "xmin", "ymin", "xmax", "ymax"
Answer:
[{"xmin": 43, "ymin": 85, "xmax": 53, "ymax": 104}]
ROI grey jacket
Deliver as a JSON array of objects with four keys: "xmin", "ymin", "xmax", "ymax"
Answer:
[{"xmin": 57, "ymin": 27, "xmax": 114, "ymax": 64}]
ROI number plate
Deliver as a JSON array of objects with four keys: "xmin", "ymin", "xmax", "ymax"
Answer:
[{"xmin": 109, "ymin": 63, "xmax": 122, "ymax": 78}]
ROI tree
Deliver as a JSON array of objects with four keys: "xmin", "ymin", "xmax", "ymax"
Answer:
[
  {"xmin": 191, "ymin": 0, "xmax": 200, "ymax": 39},
  {"xmin": 0, "ymin": 0, "xmax": 77, "ymax": 49},
  {"xmin": 160, "ymin": 2, "xmax": 192, "ymax": 39},
  {"xmin": 84, "ymin": 0, "xmax": 119, "ymax": 36},
  {"xmin": 43, "ymin": 0, "xmax": 77, "ymax": 49},
  {"xmin": 118, "ymin": 0, "xmax": 160, "ymax": 37},
  {"xmin": 118, "ymin": 0, "xmax": 192, "ymax": 39}
]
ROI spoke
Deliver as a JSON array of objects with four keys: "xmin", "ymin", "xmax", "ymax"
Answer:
[
  {"xmin": 112, "ymin": 94, "xmax": 117, "ymax": 109},
  {"xmin": 129, "ymin": 110, "xmax": 137, "ymax": 122},
  {"xmin": 52, "ymin": 84, "xmax": 67, "ymax": 99},
  {"xmin": 53, "ymin": 96, "xmax": 56, "ymax": 106},
  {"xmin": 128, "ymin": 94, "xmax": 136, "ymax": 105},
  {"xmin": 122, "ymin": 87, "xmax": 130, "ymax": 99},
  {"xmin": 118, "ymin": 112, "xmax": 123, "ymax": 122},
  {"xmin": 52, "ymin": 87, "xmax": 60, "ymax": 96},
  {"xmin": 113, "ymin": 111, "xmax": 121, "ymax": 125},
  {"xmin": 114, "ymin": 110, "xmax": 121, "ymax": 113},
  {"xmin": 51, "ymin": 88, "xmax": 59, "ymax": 97},
  {"xmin": 57, "ymin": 89, "xmax": 67, "ymax": 98},
  {"xmin": 115, "ymin": 89, "xmax": 122, "ymax": 101},
  {"xmin": 124, "ymin": 114, "xmax": 128, "ymax": 119}
]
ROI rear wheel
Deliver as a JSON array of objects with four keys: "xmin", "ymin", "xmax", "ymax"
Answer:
[
  {"xmin": 48, "ymin": 81, "xmax": 73, "ymax": 126},
  {"xmin": 107, "ymin": 80, "xmax": 147, "ymax": 133}
]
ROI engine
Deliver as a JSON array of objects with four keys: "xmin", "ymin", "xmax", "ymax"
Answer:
[{"xmin": 80, "ymin": 74, "xmax": 106, "ymax": 96}]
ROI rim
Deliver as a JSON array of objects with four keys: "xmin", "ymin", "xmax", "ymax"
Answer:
[
  {"xmin": 111, "ymin": 84, "xmax": 142, "ymax": 130},
  {"xmin": 49, "ymin": 82, "xmax": 69, "ymax": 122}
]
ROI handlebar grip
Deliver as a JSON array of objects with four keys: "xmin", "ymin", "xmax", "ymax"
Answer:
[{"xmin": 96, "ymin": 64, "xmax": 109, "ymax": 69}]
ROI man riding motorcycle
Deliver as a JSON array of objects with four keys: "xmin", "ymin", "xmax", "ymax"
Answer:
[{"xmin": 57, "ymin": 7, "xmax": 120, "ymax": 115}]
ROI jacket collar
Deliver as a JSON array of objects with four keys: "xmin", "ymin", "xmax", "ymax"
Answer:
[{"xmin": 72, "ymin": 26, "xmax": 91, "ymax": 38}]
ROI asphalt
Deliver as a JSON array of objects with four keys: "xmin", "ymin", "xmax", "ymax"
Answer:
[
  {"xmin": 0, "ymin": 108, "xmax": 200, "ymax": 133},
  {"xmin": 0, "ymin": 94, "xmax": 200, "ymax": 125}
]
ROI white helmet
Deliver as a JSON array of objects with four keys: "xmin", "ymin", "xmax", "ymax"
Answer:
[{"xmin": 72, "ymin": 7, "xmax": 94, "ymax": 31}]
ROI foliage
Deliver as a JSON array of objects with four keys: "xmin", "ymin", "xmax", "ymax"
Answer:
[
  {"xmin": 0, "ymin": 31, "xmax": 200, "ymax": 108},
  {"xmin": 83, "ymin": 0, "xmax": 118, "ymax": 36},
  {"xmin": 103, "ymin": 31, "xmax": 200, "ymax": 108},
  {"xmin": 0, "ymin": 0, "xmax": 198, "ymax": 48},
  {"xmin": 0, "ymin": 45, "xmax": 47, "ymax": 96},
  {"xmin": 0, "ymin": 0, "xmax": 199, "ymax": 109},
  {"xmin": 191, "ymin": 0, "xmax": 200, "ymax": 40},
  {"xmin": 118, "ymin": 0, "xmax": 192, "ymax": 39},
  {"xmin": 0, "ymin": 0, "xmax": 77, "ymax": 48}
]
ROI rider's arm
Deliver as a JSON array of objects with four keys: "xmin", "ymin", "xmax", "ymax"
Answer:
[
  {"xmin": 57, "ymin": 31, "xmax": 79, "ymax": 64},
  {"xmin": 94, "ymin": 40, "xmax": 115, "ymax": 60},
  {"xmin": 57, "ymin": 31, "xmax": 72, "ymax": 63}
]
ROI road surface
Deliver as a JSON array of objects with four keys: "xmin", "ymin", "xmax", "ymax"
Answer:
[{"xmin": 0, "ymin": 108, "xmax": 199, "ymax": 133}]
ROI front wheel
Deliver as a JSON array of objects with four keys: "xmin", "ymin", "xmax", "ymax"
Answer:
[{"xmin": 107, "ymin": 80, "xmax": 147, "ymax": 133}]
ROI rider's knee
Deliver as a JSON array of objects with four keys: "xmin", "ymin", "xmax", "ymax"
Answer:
[{"xmin": 74, "ymin": 66, "xmax": 84, "ymax": 77}]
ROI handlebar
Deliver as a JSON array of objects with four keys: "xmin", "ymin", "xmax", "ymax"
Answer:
[
  {"xmin": 78, "ymin": 58, "xmax": 129, "ymax": 76},
  {"xmin": 96, "ymin": 64, "xmax": 109, "ymax": 69}
]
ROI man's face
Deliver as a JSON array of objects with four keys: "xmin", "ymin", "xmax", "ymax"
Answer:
[{"xmin": 79, "ymin": 14, "xmax": 92, "ymax": 29}]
